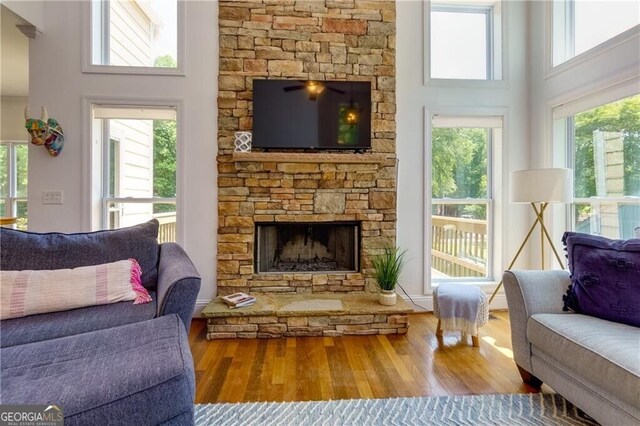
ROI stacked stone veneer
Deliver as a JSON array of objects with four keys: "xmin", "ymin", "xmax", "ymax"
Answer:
[
  {"xmin": 217, "ymin": 0, "xmax": 397, "ymax": 296},
  {"xmin": 207, "ymin": 313, "xmax": 408, "ymax": 339}
]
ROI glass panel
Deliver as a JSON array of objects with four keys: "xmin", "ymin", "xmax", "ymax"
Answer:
[
  {"xmin": 431, "ymin": 9, "xmax": 488, "ymax": 79},
  {"xmin": 574, "ymin": 201, "xmax": 640, "ymax": 240},
  {"xmin": 16, "ymin": 200, "xmax": 28, "ymax": 231},
  {"xmin": 573, "ymin": 94, "xmax": 640, "ymax": 199},
  {"xmin": 0, "ymin": 200, "xmax": 5, "ymax": 217},
  {"xmin": 106, "ymin": 118, "xmax": 176, "ymax": 199},
  {"xmin": 431, "ymin": 203, "xmax": 489, "ymax": 279},
  {"xmin": 574, "ymin": 0, "xmax": 638, "ymax": 58},
  {"xmin": 152, "ymin": 119, "xmax": 177, "ymax": 198},
  {"xmin": 15, "ymin": 144, "xmax": 28, "ymax": 198},
  {"xmin": 431, "ymin": 127, "xmax": 488, "ymax": 199},
  {"xmin": 93, "ymin": 0, "xmax": 178, "ymax": 68},
  {"xmin": 553, "ymin": 0, "xmax": 639, "ymax": 66},
  {"xmin": 0, "ymin": 145, "xmax": 8, "ymax": 197},
  {"xmin": 106, "ymin": 201, "xmax": 176, "ymax": 242}
]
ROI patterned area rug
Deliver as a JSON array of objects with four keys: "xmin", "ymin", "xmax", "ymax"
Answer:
[{"xmin": 195, "ymin": 393, "xmax": 598, "ymax": 425}]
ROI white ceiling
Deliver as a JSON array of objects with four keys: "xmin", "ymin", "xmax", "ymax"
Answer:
[{"xmin": 1, "ymin": 5, "xmax": 29, "ymax": 97}]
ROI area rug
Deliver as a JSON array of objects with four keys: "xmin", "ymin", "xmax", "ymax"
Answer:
[{"xmin": 195, "ymin": 393, "xmax": 598, "ymax": 425}]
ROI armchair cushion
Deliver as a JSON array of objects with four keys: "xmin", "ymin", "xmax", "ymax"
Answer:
[
  {"xmin": 0, "ymin": 220, "xmax": 160, "ymax": 289},
  {"xmin": 0, "ymin": 292, "xmax": 157, "ymax": 348},
  {"xmin": 562, "ymin": 232, "xmax": 640, "ymax": 327}
]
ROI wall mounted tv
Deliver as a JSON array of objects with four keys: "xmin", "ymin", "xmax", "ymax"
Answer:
[{"xmin": 252, "ymin": 79, "xmax": 371, "ymax": 150}]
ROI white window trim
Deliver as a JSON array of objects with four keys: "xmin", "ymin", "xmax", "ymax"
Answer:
[
  {"xmin": 82, "ymin": 0, "xmax": 186, "ymax": 76},
  {"xmin": 0, "ymin": 140, "xmax": 28, "ymax": 225},
  {"xmin": 545, "ymin": 0, "xmax": 640, "ymax": 79},
  {"xmin": 82, "ymin": 96, "xmax": 186, "ymax": 245},
  {"xmin": 423, "ymin": 108, "xmax": 506, "ymax": 295},
  {"xmin": 424, "ymin": 0, "xmax": 506, "ymax": 86}
]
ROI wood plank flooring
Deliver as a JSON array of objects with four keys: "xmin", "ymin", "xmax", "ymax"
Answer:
[{"xmin": 189, "ymin": 311, "xmax": 549, "ymax": 403}]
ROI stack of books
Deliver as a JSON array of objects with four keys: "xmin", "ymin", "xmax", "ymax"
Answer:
[{"xmin": 220, "ymin": 292, "xmax": 256, "ymax": 309}]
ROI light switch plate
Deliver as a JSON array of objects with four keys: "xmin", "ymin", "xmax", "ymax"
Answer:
[{"xmin": 42, "ymin": 190, "xmax": 63, "ymax": 205}]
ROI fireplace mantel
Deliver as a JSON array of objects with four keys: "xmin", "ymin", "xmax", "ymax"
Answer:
[{"xmin": 232, "ymin": 152, "xmax": 390, "ymax": 164}]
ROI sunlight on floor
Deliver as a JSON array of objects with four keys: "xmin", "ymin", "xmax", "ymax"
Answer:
[{"xmin": 482, "ymin": 336, "xmax": 514, "ymax": 359}]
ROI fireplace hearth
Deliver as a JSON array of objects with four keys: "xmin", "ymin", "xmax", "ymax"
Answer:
[{"xmin": 255, "ymin": 222, "xmax": 359, "ymax": 274}]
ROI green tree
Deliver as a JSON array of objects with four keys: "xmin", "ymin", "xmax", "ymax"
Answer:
[
  {"xmin": 152, "ymin": 55, "xmax": 178, "ymax": 214},
  {"xmin": 431, "ymin": 128, "xmax": 488, "ymax": 218},
  {"xmin": 574, "ymin": 94, "xmax": 640, "ymax": 198}
]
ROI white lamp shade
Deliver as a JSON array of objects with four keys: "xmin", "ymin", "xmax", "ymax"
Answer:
[{"xmin": 510, "ymin": 168, "xmax": 573, "ymax": 203}]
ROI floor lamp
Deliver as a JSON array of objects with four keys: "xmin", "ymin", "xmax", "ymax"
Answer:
[{"xmin": 489, "ymin": 168, "xmax": 573, "ymax": 304}]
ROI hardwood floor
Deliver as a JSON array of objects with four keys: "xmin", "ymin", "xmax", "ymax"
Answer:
[{"xmin": 189, "ymin": 311, "xmax": 547, "ymax": 403}]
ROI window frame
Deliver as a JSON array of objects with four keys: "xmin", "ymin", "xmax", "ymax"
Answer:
[
  {"xmin": 83, "ymin": 0, "xmax": 186, "ymax": 76},
  {"xmin": 0, "ymin": 140, "xmax": 28, "ymax": 228},
  {"xmin": 425, "ymin": 113, "xmax": 504, "ymax": 289},
  {"xmin": 563, "ymin": 100, "xmax": 640, "ymax": 238},
  {"xmin": 83, "ymin": 97, "xmax": 185, "ymax": 244},
  {"xmin": 425, "ymin": 0, "xmax": 505, "ymax": 84},
  {"xmin": 548, "ymin": 0, "xmax": 640, "ymax": 75}
]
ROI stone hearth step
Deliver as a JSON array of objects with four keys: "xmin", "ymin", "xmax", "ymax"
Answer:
[{"xmin": 201, "ymin": 293, "xmax": 413, "ymax": 340}]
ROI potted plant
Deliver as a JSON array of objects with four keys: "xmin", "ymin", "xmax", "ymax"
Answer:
[{"xmin": 372, "ymin": 246, "xmax": 406, "ymax": 306}]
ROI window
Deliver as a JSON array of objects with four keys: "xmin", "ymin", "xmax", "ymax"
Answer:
[
  {"xmin": 430, "ymin": 116, "xmax": 501, "ymax": 281},
  {"xmin": 89, "ymin": 0, "xmax": 181, "ymax": 71},
  {"xmin": 557, "ymin": 93, "xmax": 640, "ymax": 238},
  {"xmin": 430, "ymin": 1, "xmax": 502, "ymax": 80},
  {"xmin": 0, "ymin": 141, "xmax": 28, "ymax": 230},
  {"xmin": 92, "ymin": 105, "xmax": 177, "ymax": 242},
  {"xmin": 553, "ymin": 0, "xmax": 639, "ymax": 67}
]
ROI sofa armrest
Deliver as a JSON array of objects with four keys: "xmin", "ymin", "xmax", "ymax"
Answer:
[
  {"xmin": 503, "ymin": 270, "xmax": 571, "ymax": 373},
  {"xmin": 157, "ymin": 243, "xmax": 201, "ymax": 331}
]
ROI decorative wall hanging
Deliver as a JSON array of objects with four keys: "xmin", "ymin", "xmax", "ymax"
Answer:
[
  {"xmin": 24, "ymin": 106, "xmax": 65, "ymax": 157},
  {"xmin": 234, "ymin": 131, "xmax": 252, "ymax": 152}
]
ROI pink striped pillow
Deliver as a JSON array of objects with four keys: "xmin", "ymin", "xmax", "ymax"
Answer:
[{"xmin": 0, "ymin": 259, "xmax": 152, "ymax": 320}]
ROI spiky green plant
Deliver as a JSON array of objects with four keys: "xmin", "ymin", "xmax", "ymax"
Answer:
[{"xmin": 372, "ymin": 246, "xmax": 407, "ymax": 291}]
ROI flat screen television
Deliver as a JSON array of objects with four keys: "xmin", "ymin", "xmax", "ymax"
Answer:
[{"xmin": 252, "ymin": 79, "xmax": 371, "ymax": 150}]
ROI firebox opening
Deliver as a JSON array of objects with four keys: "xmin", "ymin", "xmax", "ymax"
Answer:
[{"xmin": 255, "ymin": 222, "xmax": 359, "ymax": 273}]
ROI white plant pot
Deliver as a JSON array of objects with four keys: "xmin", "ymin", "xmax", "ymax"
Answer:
[{"xmin": 378, "ymin": 290, "xmax": 397, "ymax": 306}]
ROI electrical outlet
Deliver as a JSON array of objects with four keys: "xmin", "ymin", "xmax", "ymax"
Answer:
[{"xmin": 42, "ymin": 190, "xmax": 63, "ymax": 205}]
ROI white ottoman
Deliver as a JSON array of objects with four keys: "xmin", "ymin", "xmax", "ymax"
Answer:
[{"xmin": 433, "ymin": 283, "xmax": 488, "ymax": 347}]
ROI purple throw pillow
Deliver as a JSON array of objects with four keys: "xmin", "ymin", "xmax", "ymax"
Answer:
[{"xmin": 562, "ymin": 232, "xmax": 640, "ymax": 327}]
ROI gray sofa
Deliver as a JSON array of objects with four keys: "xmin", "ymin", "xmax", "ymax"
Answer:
[
  {"xmin": 504, "ymin": 270, "xmax": 640, "ymax": 426},
  {"xmin": 0, "ymin": 220, "xmax": 201, "ymax": 425}
]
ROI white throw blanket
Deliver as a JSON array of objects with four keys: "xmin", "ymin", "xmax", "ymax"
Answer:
[{"xmin": 433, "ymin": 283, "xmax": 488, "ymax": 335}]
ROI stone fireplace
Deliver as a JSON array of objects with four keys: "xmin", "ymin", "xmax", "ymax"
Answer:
[
  {"xmin": 216, "ymin": 0, "xmax": 397, "ymax": 298},
  {"xmin": 255, "ymin": 222, "xmax": 359, "ymax": 273}
]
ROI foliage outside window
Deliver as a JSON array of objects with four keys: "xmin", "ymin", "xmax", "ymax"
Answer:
[
  {"xmin": 431, "ymin": 118, "xmax": 498, "ymax": 281},
  {"xmin": 552, "ymin": 0, "xmax": 639, "ymax": 67},
  {"xmin": 430, "ymin": 1, "xmax": 502, "ymax": 80},
  {"xmin": 91, "ymin": 0, "xmax": 178, "ymax": 69},
  {"xmin": 94, "ymin": 102, "xmax": 177, "ymax": 243},
  {"xmin": 0, "ymin": 142, "xmax": 28, "ymax": 230},
  {"xmin": 563, "ymin": 94, "xmax": 640, "ymax": 239}
]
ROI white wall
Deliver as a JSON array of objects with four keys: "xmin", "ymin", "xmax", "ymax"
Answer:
[
  {"xmin": 1, "ymin": 0, "xmax": 43, "ymax": 31},
  {"xmin": 396, "ymin": 0, "xmax": 531, "ymax": 309},
  {"xmin": 1, "ymin": 96, "xmax": 29, "ymax": 140},
  {"xmin": 27, "ymin": 1, "xmax": 218, "ymax": 311}
]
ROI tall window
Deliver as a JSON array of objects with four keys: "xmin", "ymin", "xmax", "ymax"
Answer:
[
  {"xmin": 90, "ymin": 0, "xmax": 179, "ymax": 70},
  {"xmin": 556, "ymin": 93, "xmax": 640, "ymax": 238},
  {"xmin": 93, "ymin": 105, "xmax": 177, "ymax": 242},
  {"xmin": 430, "ymin": 1, "xmax": 502, "ymax": 80},
  {"xmin": 0, "ymin": 141, "xmax": 28, "ymax": 230},
  {"xmin": 553, "ymin": 0, "xmax": 639, "ymax": 66},
  {"xmin": 430, "ymin": 116, "xmax": 501, "ymax": 281}
]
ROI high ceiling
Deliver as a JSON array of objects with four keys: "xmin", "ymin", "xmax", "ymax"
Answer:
[{"xmin": 1, "ymin": 5, "xmax": 29, "ymax": 97}]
